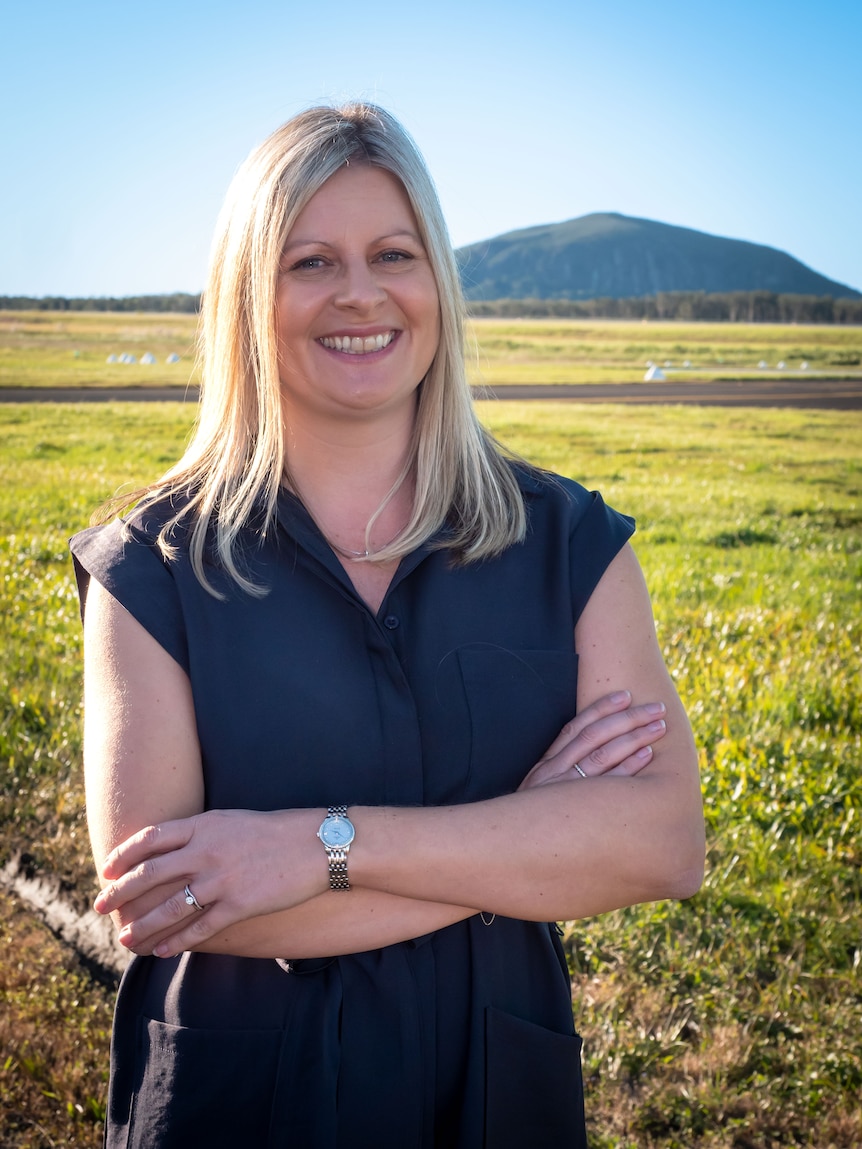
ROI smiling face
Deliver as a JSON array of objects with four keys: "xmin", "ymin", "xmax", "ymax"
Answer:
[{"xmin": 275, "ymin": 164, "xmax": 441, "ymax": 427}]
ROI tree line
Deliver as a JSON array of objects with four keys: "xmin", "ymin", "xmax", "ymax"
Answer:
[
  {"xmin": 466, "ymin": 291, "xmax": 862, "ymax": 324},
  {"xmin": 1, "ymin": 290, "xmax": 860, "ymax": 324},
  {"xmin": 0, "ymin": 293, "xmax": 201, "ymax": 313}
]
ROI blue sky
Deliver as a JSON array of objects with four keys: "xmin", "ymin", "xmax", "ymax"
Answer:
[{"xmin": 2, "ymin": 0, "xmax": 859, "ymax": 297}]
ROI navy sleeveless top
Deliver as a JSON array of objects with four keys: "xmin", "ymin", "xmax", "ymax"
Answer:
[{"xmin": 71, "ymin": 467, "xmax": 634, "ymax": 1148}]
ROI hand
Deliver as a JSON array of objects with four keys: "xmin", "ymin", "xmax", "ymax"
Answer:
[
  {"xmin": 518, "ymin": 689, "xmax": 667, "ymax": 790},
  {"xmin": 93, "ymin": 807, "xmax": 326, "ymax": 958}
]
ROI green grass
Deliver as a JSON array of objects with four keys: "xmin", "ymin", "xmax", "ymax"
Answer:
[
  {"xmin": 0, "ymin": 311, "xmax": 198, "ymax": 389},
  {"xmin": 1, "ymin": 891, "xmax": 112, "ymax": 1147},
  {"xmin": 1, "ymin": 401, "xmax": 860, "ymax": 1146},
  {"xmin": 466, "ymin": 318, "xmax": 862, "ymax": 385},
  {"xmin": 479, "ymin": 403, "xmax": 862, "ymax": 1146},
  {"xmin": 2, "ymin": 310, "xmax": 860, "ymax": 389}
]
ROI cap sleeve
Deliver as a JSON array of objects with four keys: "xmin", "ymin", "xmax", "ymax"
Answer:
[
  {"xmin": 69, "ymin": 517, "xmax": 190, "ymax": 674},
  {"xmin": 568, "ymin": 490, "xmax": 636, "ymax": 625}
]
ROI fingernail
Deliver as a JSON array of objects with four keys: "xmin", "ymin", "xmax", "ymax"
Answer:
[
  {"xmin": 610, "ymin": 690, "xmax": 631, "ymax": 704},
  {"xmin": 648, "ymin": 719, "xmax": 666, "ymax": 734},
  {"xmin": 154, "ymin": 943, "xmax": 170, "ymax": 958},
  {"xmin": 636, "ymin": 745, "xmax": 653, "ymax": 761},
  {"xmin": 645, "ymin": 702, "xmax": 666, "ymax": 715}
]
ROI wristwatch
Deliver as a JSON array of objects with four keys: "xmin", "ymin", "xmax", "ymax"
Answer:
[{"xmin": 317, "ymin": 805, "xmax": 355, "ymax": 891}]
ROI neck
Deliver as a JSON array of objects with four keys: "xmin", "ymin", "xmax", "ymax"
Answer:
[
  {"xmin": 282, "ymin": 404, "xmax": 417, "ymax": 557},
  {"xmin": 283, "ymin": 398, "xmax": 415, "ymax": 496}
]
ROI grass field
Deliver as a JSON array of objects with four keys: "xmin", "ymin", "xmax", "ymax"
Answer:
[
  {"xmin": 2, "ymin": 309, "xmax": 861, "ymax": 389},
  {"xmin": 1, "ymin": 400, "xmax": 860, "ymax": 1147}
]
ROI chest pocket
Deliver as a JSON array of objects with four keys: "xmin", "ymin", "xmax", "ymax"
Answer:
[{"xmin": 456, "ymin": 646, "xmax": 579, "ymax": 800}]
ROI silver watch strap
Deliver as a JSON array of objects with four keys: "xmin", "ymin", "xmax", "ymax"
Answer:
[
  {"xmin": 328, "ymin": 852, "xmax": 350, "ymax": 891},
  {"xmin": 327, "ymin": 805, "xmax": 350, "ymax": 891}
]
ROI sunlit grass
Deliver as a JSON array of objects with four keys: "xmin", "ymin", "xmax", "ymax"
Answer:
[
  {"xmin": 1, "ymin": 401, "xmax": 860, "ymax": 1146},
  {"xmin": 466, "ymin": 318, "xmax": 862, "ymax": 385},
  {"xmin": 479, "ymin": 402, "xmax": 862, "ymax": 1147},
  {"xmin": 0, "ymin": 311, "xmax": 198, "ymax": 388},
  {"xmin": 2, "ymin": 310, "xmax": 860, "ymax": 389}
]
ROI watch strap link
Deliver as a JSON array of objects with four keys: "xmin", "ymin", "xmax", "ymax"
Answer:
[
  {"xmin": 326, "ymin": 805, "xmax": 351, "ymax": 891},
  {"xmin": 327, "ymin": 852, "xmax": 350, "ymax": 890}
]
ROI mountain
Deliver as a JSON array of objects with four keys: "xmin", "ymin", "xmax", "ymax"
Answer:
[{"xmin": 455, "ymin": 213, "xmax": 861, "ymax": 302}]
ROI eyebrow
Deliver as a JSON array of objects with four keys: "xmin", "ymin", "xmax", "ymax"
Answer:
[{"xmin": 281, "ymin": 229, "xmax": 422, "ymax": 254}]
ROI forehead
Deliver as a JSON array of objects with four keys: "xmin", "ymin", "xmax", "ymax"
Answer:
[{"xmin": 288, "ymin": 165, "xmax": 420, "ymax": 241}]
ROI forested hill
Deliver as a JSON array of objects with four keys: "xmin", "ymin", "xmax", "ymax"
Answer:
[{"xmin": 456, "ymin": 213, "xmax": 861, "ymax": 302}]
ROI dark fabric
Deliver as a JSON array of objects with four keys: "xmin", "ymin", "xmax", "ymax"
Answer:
[{"xmin": 70, "ymin": 468, "xmax": 634, "ymax": 1148}]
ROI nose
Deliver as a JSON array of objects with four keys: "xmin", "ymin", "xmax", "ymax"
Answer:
[{"xmin": 333, "ymin": 259, "xmax": 387, "ymax": 311}]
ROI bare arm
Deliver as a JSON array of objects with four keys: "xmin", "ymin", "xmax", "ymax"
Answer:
[
  {"xmin": 93, "ymin": 543, "xmax": 703, "ymax": 957},
  {"xmin": 351, "ymin": 544, "xmax": 704, "ymax": 919},
  {"xmin": 82, "ymin": 578, "xmax": 475, "ymax": 954}
]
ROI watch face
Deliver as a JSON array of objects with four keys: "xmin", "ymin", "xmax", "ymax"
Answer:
[{"xmin": 320, "ymin": 815, "xmax": 355, "ymax": 848}]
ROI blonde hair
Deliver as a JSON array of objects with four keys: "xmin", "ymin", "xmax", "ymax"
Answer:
[{"xmin": 104, "ymin": 102, "xmax": 527, "ymax": 595}]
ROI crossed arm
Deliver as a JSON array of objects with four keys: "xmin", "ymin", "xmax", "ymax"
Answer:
[{"xmin": 84, "ymin": 543, "xmax": 705, "ymax": 960}]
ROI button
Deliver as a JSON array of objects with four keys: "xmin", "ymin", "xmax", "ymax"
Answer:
[{"xmin": 383, "ymin": 614, "xmax": 400, "ymax": 630}]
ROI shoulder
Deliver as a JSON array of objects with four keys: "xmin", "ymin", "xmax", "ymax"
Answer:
[
  {"xmin": 69, "ymin": 492, "xmax": 197, "ymax": 619},
  {"xmin": 70, "ymin": 491, "xmax": 193, "ymax": 568},
  {"xmin": 69, "ymin": 494, "xmax": 195, "ymax": 672},
  {"xmin": 510, "ymin": 462, "xmax": 635, "ymax": 539}
]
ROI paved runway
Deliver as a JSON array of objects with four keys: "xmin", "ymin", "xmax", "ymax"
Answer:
[
  {"xmin": 1, "ymin": 378, "xmax": 860, "ymax": 409},
  {"xmin": 473, "ymin": 378, "xmax": 862, "ymax": 409}
]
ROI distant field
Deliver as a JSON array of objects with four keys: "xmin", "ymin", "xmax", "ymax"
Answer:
[
  {"xmin": 468, "ymin": 317, "xmax": 862, "ymax": 384},
  {"xmin": 0, "ymin": 311, "xmax": 198, "ymax": 389},
  {"xmin": 1, "ymin": 401, "xmax": 860, "ymax": 1147},
  {"xmin": 1, "ymin": 310, "xmax": 860, "ymax": 389}
]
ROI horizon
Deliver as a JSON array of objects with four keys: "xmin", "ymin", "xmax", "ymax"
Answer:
[
  {"xmin": 2, "ymin": 0, "xmax": 860, "ymax": 298},
  {"xmin": 5, "ymin": 207, "xmax": 859, "ymax": 303}
]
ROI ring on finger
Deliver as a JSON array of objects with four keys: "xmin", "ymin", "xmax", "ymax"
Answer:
[
  {"xmin": 184, "ymin": 884, "xmax": 204, "ymax": 912},
  {"xmin": 573, "ymin": 762, "xmax": 587, "ymax": 779}
]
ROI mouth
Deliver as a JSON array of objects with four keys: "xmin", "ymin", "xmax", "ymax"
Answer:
[{"xmin": 318, "ymin": 331, "xmax": 396, "ymax": 355}]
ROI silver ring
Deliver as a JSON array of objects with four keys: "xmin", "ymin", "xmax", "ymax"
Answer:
[
  {"xmin": 184, "ymin": 884, "xmax": 204, "ymax": 912},
  {"xmin": 573, "ymin": 762, "xmax": 587, "ymax": 778}
]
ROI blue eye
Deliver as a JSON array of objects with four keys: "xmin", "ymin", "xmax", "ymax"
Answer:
[
  {"xmin": 290, "ymin": 256, "xmax": 327, "ymax": 271},
  {"xmin": 379, "ymin": 250, "xmax": 412, "ymax": 263}
]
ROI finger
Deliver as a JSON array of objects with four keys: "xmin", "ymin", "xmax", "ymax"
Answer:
[
  {"xmin": 575, "ymin": 702, "xmax": 665, "ymax": 760},
  {"xmin": 117, "ymin": 883, "xmax": 211, "ymax": 953},
  {"xmin": 151, "ymin": 907, "xmax": 225, "ymax": 959},
  {"xmin": 605, "ymin": 744, "xmax": 655, "ymax": 776},
  {"xmin": 107, "ymin": 878, "xmax": 185, "ymax": 932},
  {"xmin": 102, "ymin": 819, "xmax": 195, "ymax": 881},
  {"xmin": 522, "ymin": 703, "xmax": 666, "ymax": 789},
  {"xmin": 95, "ymin": 848, "xmax": 197, "ymax": 915},
  {"xmin": 527, "ymin": 741, "xmax": 658, "ymax": 789},
  {"xmin": 539, "ymin": 690, "xmax": 633, "ymax": 760},
  {"xmin": 578, "ymin": 717, "xmax": 666, "ymax": 778}
]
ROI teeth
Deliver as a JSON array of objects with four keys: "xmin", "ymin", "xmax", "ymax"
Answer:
[{"xmin": 320, "ymin": 332, "xmax": 395, "ymax": 354}]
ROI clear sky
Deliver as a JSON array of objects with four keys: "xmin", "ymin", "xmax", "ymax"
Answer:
[{"xmin": 2, "ymin": 0, "xmax": 859, "ymax": 298}]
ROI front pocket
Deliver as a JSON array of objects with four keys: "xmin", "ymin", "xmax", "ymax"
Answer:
[
  {"xmin": 485, "ymin": 1006, "xmax": 586, "ymax": 1148},
  {"xmin": 125, "ymin": 1018, "xmax": 282, "ymax": 1149},
  {"xmin": 459, "ymin": 648, "xmax": 579, "ymax": 798}
]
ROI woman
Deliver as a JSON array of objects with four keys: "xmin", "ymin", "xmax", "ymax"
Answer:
[{"xmin": 71, "ymin": 103, "xmax": 704, "ymax": 1147}]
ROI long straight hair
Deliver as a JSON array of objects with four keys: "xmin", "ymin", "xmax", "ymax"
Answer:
[{"xmin": 103, "ymin": 103, "xmax": 527, "ymax": 595}]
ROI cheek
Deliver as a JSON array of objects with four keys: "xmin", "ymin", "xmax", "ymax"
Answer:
[
  {"xmin": 414, "ymin": 299, "xmax": 441, "ymax": 369},
  {"xmin": 416, "ymin": 283, "xmax": 441, "ymax": 348},
  {"xmin": 275, "ymin": 296, "xmax": 312, "ymax": 356},
  {"xmin": 430, "ymin": 312, "xmax": 442, "ymax": 357}
]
